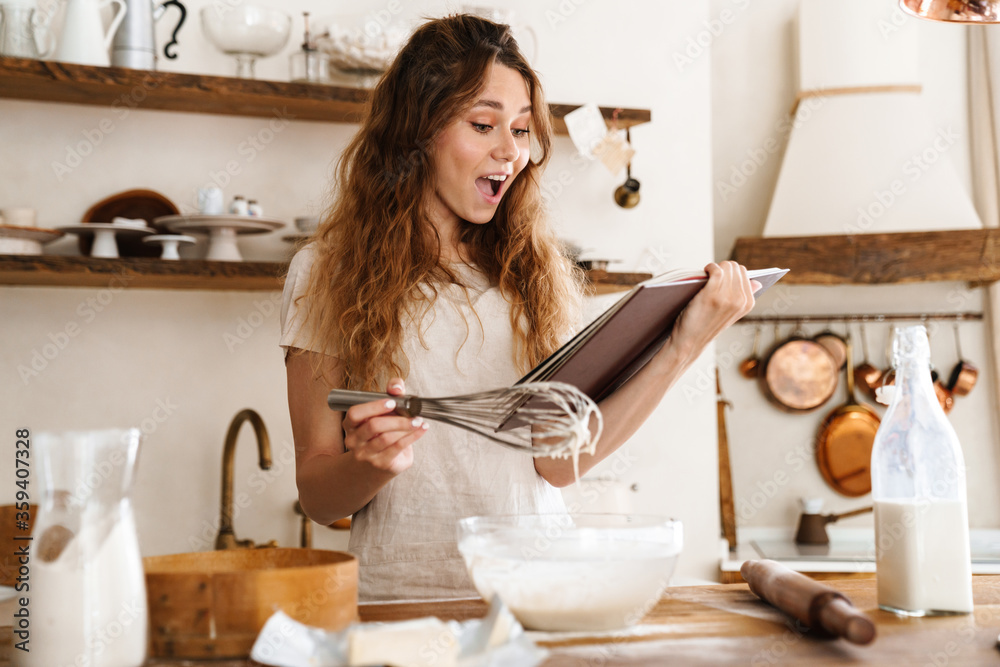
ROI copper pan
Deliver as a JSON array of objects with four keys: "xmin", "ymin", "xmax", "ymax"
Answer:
[
  {"xmin": 853, "ymin": 322, "xmax": 882, "ymax": 401},
  {"xmin": 947, "ymin": 322, "xmax": 978, "ymax": 397},
  {"xmin": 759, "ymin": 324, "xmax": 839, "ymax": 412},
  {"xmin": 815, "ymin": 339, "xmax": 880, "ymax": 497},
  {"xmin": 813, "ymin": 326, "xmax": 847, "ymax": 370}
]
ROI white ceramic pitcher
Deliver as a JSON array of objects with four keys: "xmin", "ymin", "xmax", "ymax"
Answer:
[
  {"xmin": 54, "ymin": 0, "xmax": 127, "ymax": 66},
  {"xmin": 0, "ymin": 0, "xmax": 56, "ymax": 58}
]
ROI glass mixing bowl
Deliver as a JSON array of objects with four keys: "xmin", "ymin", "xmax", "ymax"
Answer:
[
  {"xmin": 457, "ymin": 514, "xmax": 683, "ymax": 632},
  {"xmin": 201, "ymin": 6, "xmax": 292, "ymax": 79}
]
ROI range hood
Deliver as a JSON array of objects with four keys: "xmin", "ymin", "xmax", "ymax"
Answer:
[{"xmin": 762, "ymin": 0, "xmax": 982, "ymax": 237}]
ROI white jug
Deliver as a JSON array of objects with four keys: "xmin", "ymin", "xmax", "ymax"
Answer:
[
  {"xmin": 0, "ymin": 0, "xmax": 56, "ymax": 58},
  {"xmin": 54, "ymin": 0, "xmax": 127, "ymax": 66}
]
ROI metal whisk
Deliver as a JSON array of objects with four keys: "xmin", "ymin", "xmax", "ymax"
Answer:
[{"xmin": 327, "ymin": 381, "xmax": 602, "ymax": 459}]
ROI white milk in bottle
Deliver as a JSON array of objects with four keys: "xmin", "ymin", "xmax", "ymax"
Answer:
[{"xmin": 871, "ymin": 326, "xmax": 973, "ymax": 615}]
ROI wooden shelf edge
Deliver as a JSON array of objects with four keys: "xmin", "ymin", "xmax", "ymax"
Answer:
[
  {"xmin": 0, "ymin": 255, "xmax": 285, "ymax": 291},
  {"xmin": 0, "ymin": 57, "xmax": 651, "ymax": 135},
  {"xmin": 0, "ymin": 255, "xmax": 649, "ymax": 292},
  {"xmin": 730, "ymin": 229, "xmax": 1000, "ymax": 285}
]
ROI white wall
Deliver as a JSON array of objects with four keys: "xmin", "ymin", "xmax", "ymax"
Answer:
[
  {"xmin": 710, "ymin": 0, "xmax": 1000, "ymax": 533},
  {"xmin": 1, "ymin": 0, "xmax": 726, "ymax": 581}
]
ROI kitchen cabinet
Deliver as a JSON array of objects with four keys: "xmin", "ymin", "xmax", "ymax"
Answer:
[
  {"xmin": 4, "ymin": 576, "xmax": 999, "ymax": 665},
  {"xmin": 730, "ymin": 229, "xmax": 1000, "ymax": 285}
]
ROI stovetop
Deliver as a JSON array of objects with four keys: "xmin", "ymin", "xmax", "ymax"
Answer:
[{"xmin": 751, "ymin": 538, "xmax": 1000, "ymax": 563}]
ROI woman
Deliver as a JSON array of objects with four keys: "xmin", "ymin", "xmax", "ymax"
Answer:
[{"xmin": 281, "ymin": 14, "xmax": 757, "ymax": 601}]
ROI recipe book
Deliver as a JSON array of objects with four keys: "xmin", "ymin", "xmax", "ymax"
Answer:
[{"xmin": 500, "ymin": 266, "xmax": 788, "ymax": 429}]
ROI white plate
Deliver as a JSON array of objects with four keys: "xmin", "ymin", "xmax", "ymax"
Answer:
[{"xmin": 154, "ymin": 214, "xmax": 284, "ymax": 236}]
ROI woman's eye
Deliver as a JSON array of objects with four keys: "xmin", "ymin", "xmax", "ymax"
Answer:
[
  {"xmin": 472, "ymin": 123, "xmax": 492, "ymax": 132},
  {"xmin": 512, "ymin": 128, "xmax": 530, "ymax": 138}
]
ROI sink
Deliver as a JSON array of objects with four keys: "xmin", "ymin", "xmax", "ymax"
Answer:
[{"xmin": 144, "ymin": 547, "xmax": 357, "ymax": 659}]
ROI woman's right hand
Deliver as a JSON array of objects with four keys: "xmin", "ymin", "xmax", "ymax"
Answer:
[{"xmin": 341, "ymin": 378, "xmax": 429, "ymax": 476}]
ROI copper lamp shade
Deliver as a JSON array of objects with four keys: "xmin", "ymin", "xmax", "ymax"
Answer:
[{"xmin": 899, "ymin": 0, "xmax": 1000, "ymax": 23}]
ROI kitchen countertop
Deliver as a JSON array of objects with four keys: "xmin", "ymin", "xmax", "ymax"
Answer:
[{"xmin": 4, "ymin": 576, "xmax": 1000, "ymax": 666}]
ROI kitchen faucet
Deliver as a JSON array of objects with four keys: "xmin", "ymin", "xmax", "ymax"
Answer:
[{"xmin": 215, "ymin": 409, "xmax": 278, "ymax": 550}]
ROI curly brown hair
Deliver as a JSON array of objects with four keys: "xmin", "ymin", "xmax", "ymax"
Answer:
[{"xmin": 295, "ymin": 14, "xmax": 582, "ymax": 390}]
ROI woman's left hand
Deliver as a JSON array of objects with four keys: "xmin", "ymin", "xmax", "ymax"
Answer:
[{"xmin": 668, "ymin": 261, "xmax": 759, "ymax": 359}]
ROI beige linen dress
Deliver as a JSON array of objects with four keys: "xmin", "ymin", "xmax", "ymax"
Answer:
[{"xmin": 280, "ymin": 245, "xmax": 567, "ymax": 601}]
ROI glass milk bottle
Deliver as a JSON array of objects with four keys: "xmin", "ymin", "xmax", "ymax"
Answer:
[
  {"xmin": 14, "ymin": 428, "xmax": 148, "ymax": 667},
  {"xmin": 871, "ymin": 325, "xmax": 973, "ymax": 616}
]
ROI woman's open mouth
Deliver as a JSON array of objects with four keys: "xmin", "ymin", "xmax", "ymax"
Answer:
[{"xmin": 475, "ymin": 174, "xmax": 508, "ymax": 201}]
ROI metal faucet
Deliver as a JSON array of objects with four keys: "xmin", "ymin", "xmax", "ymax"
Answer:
[{"xmin": 215, "ymin": 409, "xmax": 278, "ymax": 550}]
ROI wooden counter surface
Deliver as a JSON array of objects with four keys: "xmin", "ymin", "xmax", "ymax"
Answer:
[{"xmin": 4, "ymin": 577, "xmax": 1000, "ymax": 665}]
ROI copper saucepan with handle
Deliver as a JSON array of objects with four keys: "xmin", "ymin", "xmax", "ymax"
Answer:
[
  {"xmin": 815, "ymin": 338, "xmax": 880, "ymax": 497},
  {"xmin": 759, "ymin": 323, "xmax": 839, "ymax": 412},
  {"xmin": 947, "ymin": 321, "xmax": 978, "ymax": 397}
]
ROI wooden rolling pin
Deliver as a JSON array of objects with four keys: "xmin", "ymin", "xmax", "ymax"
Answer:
[{"xmin": 741, "ymin": 559, "xmax": 876, "ymax": 645}]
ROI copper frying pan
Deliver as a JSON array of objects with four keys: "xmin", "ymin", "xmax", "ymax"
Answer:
[
  {"xmin": 815, "ymin": 340, "xmax": 880, "ymax": 497},
  {"xmin": 759, "ymin": 325, "xmax": 839, "ymax": 412}
]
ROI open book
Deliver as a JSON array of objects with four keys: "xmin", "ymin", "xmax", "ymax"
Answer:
[{"xmin": 500, "ymin": 267, "xmax": 788, "ymax": 429}]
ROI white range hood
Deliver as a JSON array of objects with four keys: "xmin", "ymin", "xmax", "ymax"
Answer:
[{"xmin": 762, "ymin": 0, "xmax": 982, "ymax": 237}]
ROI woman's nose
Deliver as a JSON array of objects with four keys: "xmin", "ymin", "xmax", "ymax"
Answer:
[{"xmin": 492, "ymin": 131, "xmax": 520, "ymax": 163}]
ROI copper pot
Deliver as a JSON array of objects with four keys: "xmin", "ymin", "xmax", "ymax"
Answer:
[
  {"xmin": 739, "ymin": 325, "xmax": 762, "ymax": 379},
  {"xmin": 813, "ymin": 327, "xmax": 847, "ymax": 370},
  {"xmin": 759, "ymin": 325, "xmax": 839, "ymax": 412},
  {"xmin": 853, "ymin": 322, "xmax": 882, "ymax": 402},
  {"xmin": 815, "ymin": 340, "xmax": 880, "ymax": 497},
  {"xmin": 946, "ymin": 322, "xmax": 978, "ymax": 397}
]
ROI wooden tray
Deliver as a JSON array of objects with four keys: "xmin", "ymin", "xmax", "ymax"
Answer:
[{"xmin": 144, "ymin": 548, "xmax": 358, "ymax": 659}]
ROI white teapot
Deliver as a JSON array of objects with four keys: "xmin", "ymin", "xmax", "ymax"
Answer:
[{"xmin": 54, "ymin": 0, "xmax": 127, "ymax": 66}]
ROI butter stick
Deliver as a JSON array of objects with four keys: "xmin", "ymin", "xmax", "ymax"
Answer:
[
  {"xmin": 741, "ymin": 559, "xmax": 876, "ymax": 645},
  {"xmin": 347, "ymin": 617, "xmax": 458, "ymax": 667}
]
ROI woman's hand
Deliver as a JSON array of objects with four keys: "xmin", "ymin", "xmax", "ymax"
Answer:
[
  {"xmin": 341, "ymin": 378, "xmax": 429, "ymax": 477},
  {"xmin": 668, "ymin": 261, "xmax": 758, "ymax": 360}
]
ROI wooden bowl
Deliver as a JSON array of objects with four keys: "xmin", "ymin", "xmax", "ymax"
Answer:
[{"xmin": 144, "ymin": 548, "xmax": 358, "ymax": 659}]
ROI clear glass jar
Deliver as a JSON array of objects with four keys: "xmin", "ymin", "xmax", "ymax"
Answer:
[
  {"xmin": 14, "ymin": 428, "xmax": 147, "ymax": 666},
  {"xmin": 871, "ymin": 325, "xmax": 973, "ymax": 616}
]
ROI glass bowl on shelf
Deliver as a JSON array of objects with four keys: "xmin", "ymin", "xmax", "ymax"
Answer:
[
  {"xmin": 313, "ymin": 15, "xmax": 409, "ymax": 88},
  {"xmin": 201, "ymin": 5, "xmax": 292, "ymax": 79}
]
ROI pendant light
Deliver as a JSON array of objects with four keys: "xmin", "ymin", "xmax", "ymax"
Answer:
[{"xmin": 899, "ymin": 0, "xmax": 1000, "ymax": 23}]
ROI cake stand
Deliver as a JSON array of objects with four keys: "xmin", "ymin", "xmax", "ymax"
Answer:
[
  {"xmin": 155, "ymin": 215, "xmax": 283, "ymax": 261},
  {"xmin": 57, "ymin": 223, "xmax": 156, "ymax": 258},
  {"xmin": 143, "ymin": 234, "xmax": 198, "ymax": 260},
  {"xmin": 0, "ymin": 225, "xmax": 64, "ymax": 255}
]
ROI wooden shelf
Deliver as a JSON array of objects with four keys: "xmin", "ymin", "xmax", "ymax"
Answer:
[
  {"xmin": 0, "ymin": 254, "xmax": 649, "ymax": 293},
  {"xmin": 0, "ymin": 255, "xmax": 285, "ymax": 291},
  {"xmin": 730, "ymin": 229, "xmax": 1000, "ymax": 285},
  {"xmin": 0, "ymin": 57, "xmax": 651, "ymax": 134}
]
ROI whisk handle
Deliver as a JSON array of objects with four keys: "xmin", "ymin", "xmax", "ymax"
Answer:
[{"xmin": 327, "ymin": 389, "xmax": 423, "ymax": 418}]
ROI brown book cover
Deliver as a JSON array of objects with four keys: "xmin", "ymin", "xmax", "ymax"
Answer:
[{"xmin": 500, "ymin": 267, "xmax": 788, "ymax": 430}]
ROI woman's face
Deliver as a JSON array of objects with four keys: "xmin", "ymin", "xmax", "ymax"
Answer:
[{"xmin": 427, "ymin": 63, "xmax": 533, "ymax": 230}]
